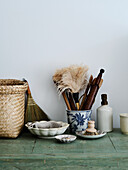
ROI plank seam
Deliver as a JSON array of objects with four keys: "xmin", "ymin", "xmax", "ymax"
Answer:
[
  {"xmin": 31, "ymin": 139, "xmax": 36, "ymax": 153},
  {"xmin": 108, "ymin": 133, "xmax": 117, "ymax": 152}
]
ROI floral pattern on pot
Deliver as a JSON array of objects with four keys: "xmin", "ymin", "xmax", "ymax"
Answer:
[{"xmin": 67, "ymin": 110, "xmax": 92, "ymax": 133}]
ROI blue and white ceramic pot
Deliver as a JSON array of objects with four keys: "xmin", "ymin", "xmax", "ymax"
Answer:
[{"xmin": 67, "ymin": 110, "xmax": 92, "ymax": 133}]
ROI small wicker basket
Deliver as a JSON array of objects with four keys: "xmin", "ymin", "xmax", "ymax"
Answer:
[{"xmin": 0, "ymin": 79, "xmax": 28, "ymax": 138}]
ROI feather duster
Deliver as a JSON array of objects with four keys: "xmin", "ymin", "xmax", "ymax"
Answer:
[
  {"xmin": 53, "ymin": 65, "xmax": 89, "ymax": 110},
  {"xmin": 53, "ymin": 65, "xmax": 89, "ymax": 94}
]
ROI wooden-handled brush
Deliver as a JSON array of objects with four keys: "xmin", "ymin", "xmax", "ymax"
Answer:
[{"xmin": 23, "ymin": 79, "xmax": 50, "ymax": 123}]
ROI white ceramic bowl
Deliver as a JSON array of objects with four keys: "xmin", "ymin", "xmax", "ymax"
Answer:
[
  {"xmin": 25, "ymin": 120, "xmax": 69, "ymax": 138},
  {"xmin": 55, "ymin": 134, "xmax": 77, "ymax": 143}
]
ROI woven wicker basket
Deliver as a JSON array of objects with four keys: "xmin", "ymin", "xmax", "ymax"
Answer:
[{"xmin": 0, "ymin": 79, "xmax": 28, "ymax": 138}]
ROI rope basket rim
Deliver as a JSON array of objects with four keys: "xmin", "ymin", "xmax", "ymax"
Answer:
[{"xmin": 0, "ymin": 79, "xmax": 28, "ymax": 94}]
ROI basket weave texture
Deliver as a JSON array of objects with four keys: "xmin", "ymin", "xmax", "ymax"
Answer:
[{"xmin": 0, "ymin": 79, "xmax": 28, "ymax": 138}]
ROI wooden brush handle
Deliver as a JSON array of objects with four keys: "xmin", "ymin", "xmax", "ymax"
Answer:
[
  {"xmin": 90, "ymin": 79, "xmax": 103, "ymax": 107},
  {"xmin": 67, "ymin": 92, "xmax": 76, "ymax": 110},
  {"xmin": 99, "ymin": 79, "xmax": 103, "ymax": 88},
  {"xmin": 27, "ymin": 84, "xmax": 31, "ymax": 95},
  {"xmin": 62, "ymin": 92, "xmax": 71, "ymax": 110},
  {"xmin": 80, "ymin": 75, "xmax": 93, "ymax": 110},
  {"xmin": 73, "ymin": 93, "xmax": 79, "ymax": 110},
  {"xmin": 83, "ymin": 69, "xmax": 105, "ymax": 110},
  {"xmin": 76, "ymin": 103, "xmax": 79, "ymax": 110},
  {"xmin": 83, "ymin": 87, "xmax": 98, "ymax": 110}
]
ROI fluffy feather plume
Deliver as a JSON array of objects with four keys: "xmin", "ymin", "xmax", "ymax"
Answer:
[{"xmin": 53, "ymin": 65, "xmax": 89, "ymax": 94}]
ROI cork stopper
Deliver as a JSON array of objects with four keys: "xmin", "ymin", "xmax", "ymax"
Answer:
[{"xmin": 101, "ymin": 94, "xmax": 108, "ymax": 105}]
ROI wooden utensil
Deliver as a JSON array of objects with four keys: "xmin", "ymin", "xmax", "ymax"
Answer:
[
  {"xmin": 66, "ymin": 92, "xmax": 76, "ymax": 110},
  {"xmin": 82, "ymin": 69, "xmax": 105, "ymax": 110},
  {"xmin": 80, "ymin": 75, "xmax": 93, "ymax": 110},
  {"xmin": 73, "ymin": 92, "xmax": 79, "ymax": 110},
  {"xmin": 62, "ymin": 91, "xmax": 71, "ymax": 110}
]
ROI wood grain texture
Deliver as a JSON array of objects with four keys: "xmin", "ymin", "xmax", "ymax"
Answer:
[
  {"xmin": 67, "ymin": 92, "xmax": 76, "ymax": 110},
  {"xmin": 0, "ymin": 129, "xmax": 128, "ymax": 169}
]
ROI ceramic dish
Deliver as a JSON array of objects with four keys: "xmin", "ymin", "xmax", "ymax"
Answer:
[
  {"xmin": 55, "ymin": 134, "xmax": 77, "ymax": 143},
  {"xmin": 25, "ymin": 121, "xmax": 69, "ymax": 138},
  {"xmin": 76, "ymin": 130, "xmax": 106, "ymax": 139}
]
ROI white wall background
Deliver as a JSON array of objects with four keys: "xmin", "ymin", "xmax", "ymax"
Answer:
[{"xmin": 0, "ymin": 0, "xmax": 128, "ymax": 128}]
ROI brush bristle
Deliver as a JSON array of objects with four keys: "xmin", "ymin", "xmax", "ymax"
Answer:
[
  {"xmin": 53, "ymin": 65, "xmax": 89, "ymax": 94},
  {"xmin": 25, "ymin": 94, "xmax": 49, "ymax": 123}
]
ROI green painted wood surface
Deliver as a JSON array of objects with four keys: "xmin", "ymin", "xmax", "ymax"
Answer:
[{"xmin": 0, "ymin": 129, "xmax": 128, "ymax": 170}]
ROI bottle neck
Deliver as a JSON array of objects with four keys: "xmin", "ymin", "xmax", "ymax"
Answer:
[
  {"xmin": 101, "ymin": 94, "xmax": 108, "ymax": 105},
  {"xmin": 101, "ymin": 103, "xmax": 108, "ymax": 106},
  {"xmin": 101, "ymin": 101, "xmax": 108, "ymax": 105}
]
